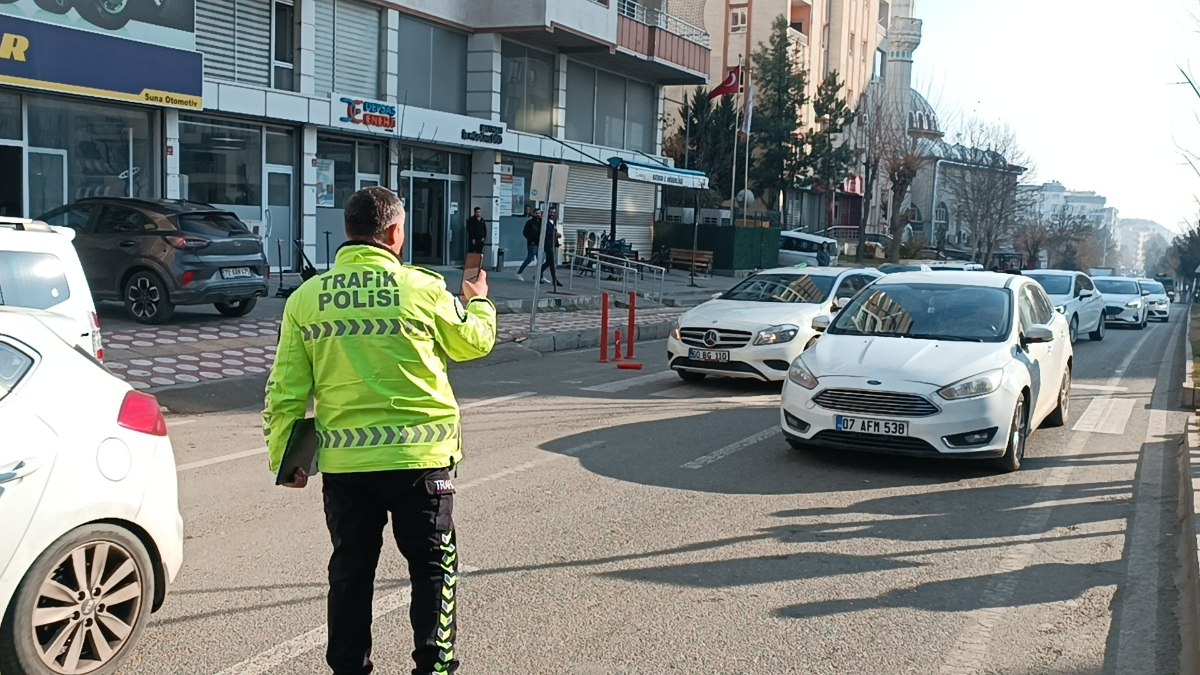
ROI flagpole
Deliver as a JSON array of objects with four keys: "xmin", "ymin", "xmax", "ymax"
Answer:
[
  {"xmin": 742, "ymin": 61, "xmax": 752, "ymax": 221},
  {"xmin": 729, "ymin": 56, "xmax": 742, "ymax": 224}
]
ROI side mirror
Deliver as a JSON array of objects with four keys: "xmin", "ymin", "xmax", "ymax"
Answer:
[
  {"xmin": 811, "ymin": 315, "xmax": 831, "ymax": 332},
  {"xmin": 711, "ymin": 292, "xmax": 722, "ymax": 299},
  {"xmin": 1141, "ymin": 290, "xmax": 1151, "ymax": 296},
  {"xmin": 1022, "ymin": 324, "xmax": 1054, "ymax": 345},
  {"xmin": 1078, "ymin": 289, "xmax": 1093, "ymax": 298}
]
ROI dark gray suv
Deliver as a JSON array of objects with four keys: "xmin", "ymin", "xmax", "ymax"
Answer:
[{"xmin": 38, "ymin": 198, "xmax": 268, "ymax": 324}]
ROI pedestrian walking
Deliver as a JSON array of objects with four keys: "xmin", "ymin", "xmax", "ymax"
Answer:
[
  {"xmin": 516, "ymin": 209, "xmax": 542, "ymax": 281},
  {"xmin": 466, "ymin": 207, "xmax": 487, "ymax": 255},
  {"xmin": 540, "ymin": 206, "xmax": 563, "ymax": 287},
  {"xmin": 263, "ymin": 186, "xmax": 497, "ymax": 675}
]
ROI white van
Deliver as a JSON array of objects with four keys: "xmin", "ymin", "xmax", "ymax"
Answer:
[
  {"xmin": 0, "ymin": 218, "xmax": 104, "ymax": 360},
  {"xmin": 778, "ymin": 230, "xmax": 839, "ymax": 267}
]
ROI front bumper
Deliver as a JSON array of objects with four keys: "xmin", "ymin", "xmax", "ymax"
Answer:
[
  {"xmin": 667, "ymin": 335, "xmax": 806, "ymax": 382},
  {"xmin": 780, "ymin": 377, "xmax": 1017, "ymax": 458},
  {"xmin": 1104, "ymin": 305, "xmax": 1143, "ymax": 324},
  {"xmin": 1148, "ymin": 302, "xmax": 1170, "ymax": 319}
]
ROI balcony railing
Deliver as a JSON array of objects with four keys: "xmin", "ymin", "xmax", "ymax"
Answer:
[{"xmin": 617, "ymin": 0, "xmax": 711, "ymax": 48}]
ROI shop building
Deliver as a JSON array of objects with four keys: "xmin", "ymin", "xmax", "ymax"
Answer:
[{"xmin": 1, "ymin": 0, "xmax": 710, "ymax": 270}]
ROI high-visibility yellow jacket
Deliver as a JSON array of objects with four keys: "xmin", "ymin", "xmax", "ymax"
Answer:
[{"xmin": 264, "ymin": 243, "xmax": 497, "ymax": 474}]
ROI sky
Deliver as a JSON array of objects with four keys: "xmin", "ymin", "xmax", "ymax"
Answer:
[{"xmin": 912, "ymin": 0, "xmax": 1200, "ymax": 232}]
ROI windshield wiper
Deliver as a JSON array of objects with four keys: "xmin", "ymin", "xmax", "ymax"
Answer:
[{"xmin": 905, "ymin": 333, "xmax": 984, "ymax": 342}]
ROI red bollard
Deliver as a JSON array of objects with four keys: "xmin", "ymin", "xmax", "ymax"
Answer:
[
  {"xmin": 627, "ymin": 292, "xmax": 637, "ymax": 360},
  {"xmin": 599, "ymin": 292, "xmax": 610, "ymax": 363},
  {"xmin": 613, "ymin": 328, "xmax": 623, "ymax": 361}
]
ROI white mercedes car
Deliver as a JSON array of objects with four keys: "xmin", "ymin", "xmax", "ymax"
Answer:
[
  {"xmin": 1022, "ymin": 269, "xmax": 1105, "ymax": 343},
  {"xmin": 1137, "ymin": 278, "xmax": 1171, "ymax": 322},
  {"xmin": 781, "ymin": 272, "xmax": 1072, "ymax": 472},
  {"xmin": 0, "ymin": 308, "xmax": 183, "ymax": 674},
  {"xmin": 1094, "ymin": 276, "xmax": 1148, "ymax": 329},
  {"xmin": 667, "ymin": 266, "xmax": 883, "ymax": 382}
]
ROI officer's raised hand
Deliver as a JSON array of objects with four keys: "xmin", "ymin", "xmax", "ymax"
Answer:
[{"xmin": 462, "ymin": 269, "xmax": 489, "ymax": 301}]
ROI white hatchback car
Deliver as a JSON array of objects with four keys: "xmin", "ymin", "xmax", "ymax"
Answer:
[
  {"xmin": 0, "ymin": 308, "xmax": 182, "ymax": 674},
  {"xmin": 1022, "ymin": 269, "xmax": 1106, "ymax": 343},
  {"xmin": 0, "ymin": 218, "xmax": 104, "ymax": 361},
  {"xmin": 1137, "ymin": 278, "xmax": 1171, "ymax": 322},
  {"xmin": 668, "ymin": 266, "xmax": 883, "ymax": 382},
  {"xmin": 1093, "ymin": 276, "xmax": 1148, "ymax": 329},
  {"xmin": 781, "ymin": 272, "xmax": 1072, "ymax": 472}
]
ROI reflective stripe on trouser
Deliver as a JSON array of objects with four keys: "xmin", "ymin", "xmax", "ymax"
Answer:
[
  {"xmin": 431, "ymin": 531, "xmax": 457, "ymax": 675},
  {"xmin": 300, "ymin": 318, "xmax": 428, "ymax": 341},
  {"xmin": 318, "ymin": 423, "xmax": 459, "ymax": 449}
]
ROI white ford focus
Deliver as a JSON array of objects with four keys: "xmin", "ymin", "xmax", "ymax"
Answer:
[
  {"xmin": 0, "ymin": 308, "xmax": 183, "ymax": 675},
  {"xmin": 667, "ymin": 266, "xmax": 883, "ymax": 382},
  {"xmin": 780, "ymin": 272, "xmax": 1072, "ymax": 472}
]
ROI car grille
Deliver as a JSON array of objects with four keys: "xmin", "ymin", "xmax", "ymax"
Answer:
[
  {"xmin": 679, "ymin": 327, "xmax": 753, "ymax": 349},
  {"xmin": 810, "ymin": 430, "xmax": 941, "ymax": 456},
  {"xmin": 1104, "ymin": 306, "xmax": 1124, "ymax": 316},
  {"xmin": 812, "ymin": 388, "xmax": 940, "ymax": 417}
]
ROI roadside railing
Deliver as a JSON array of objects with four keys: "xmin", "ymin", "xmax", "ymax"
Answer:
[{"xmin": 568, "ymin": 250, "xmax": 667, "ymax": 302}]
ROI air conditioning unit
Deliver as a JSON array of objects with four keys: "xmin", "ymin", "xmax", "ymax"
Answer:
[
  {"xmin": 699, "ymin": 209, "xmax": 731, "ymax": 226},
  {"xmin": 664, "ymin": 207, "xmax": 695, "ymax": 225}
]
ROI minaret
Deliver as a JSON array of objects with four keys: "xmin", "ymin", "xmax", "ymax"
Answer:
[{"xmin": 884, "ymin": 0, "xmax": 922, "ymax": 113}]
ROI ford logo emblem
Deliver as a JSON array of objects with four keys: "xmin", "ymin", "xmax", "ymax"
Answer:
[
  {"xmin": 703, "ymin": 330, "xmax": 720, "ymax": 347},
  {"xmin": 867, "ymin": 380, "xmax": 882, "ymax": 385}
]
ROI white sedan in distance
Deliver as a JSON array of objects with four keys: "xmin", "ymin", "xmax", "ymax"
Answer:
[
  {"xmin": 0, "ymin": 308, "xmax": 183, "ymax": 675},
  {"xmin": 1094, "ymin": 276, "xmax": 1148, "ymax": 329},
  {"xmin": 668, "ymin": 266, "xmax": 883, "ymax": 382},
  {"xmin": 1137, "ymin": 278, "xmax": 1171, "ymax": 322},
  {"xmin": 781, "ymin": 271, "xmax": 1072, "ymax": 472},
  {"xmin": 1022, "ymin": 269, "xmax": 1105, "ymax": 342}
]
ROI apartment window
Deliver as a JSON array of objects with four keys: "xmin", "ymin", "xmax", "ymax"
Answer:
[
  {"xmin": 730, "ymin": 8, "xmax": 747, "ymax": 33},
  {"xmin": 564, "ymin": 60, "xmax": 655, "ymax": 152},
  {"xmin": 879, "ymin": 0, "xmax": 889, "ymax": 27},
  {"xmin": 314, "ymin": 0, "xmax": 383, "ymax": 97},
  {"xmin": 196, "ymin": 0, "xmax": 272, "ymax": 86},
  {"xmin": 849, "ymin": 32, "xmax": 855, "ymax": 59},
  {"xmin": 501, "ymin": 41, "xmax": 555, "ymax": 136},
  {"xmin": 397, "ymin": 14, "xmax": 467, "ymax": 114},
  {"xmin": 862, "ymin": 39, "xmax": 868, "ymax": 62},
  {"xmin": 271, "ymin": 0, "xmax": 295, "ymax": 91}
]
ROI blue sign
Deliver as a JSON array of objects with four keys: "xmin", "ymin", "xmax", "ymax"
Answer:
[{"xmin": 0, "ymin": 14, "xmax": 202, "ymax": 108}]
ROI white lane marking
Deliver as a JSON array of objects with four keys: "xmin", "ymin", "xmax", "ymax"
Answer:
[
  {"xmin": 1071, "ymin": 396, "xmax": 1136, "ymax": 435},
  {"xmin": 168, "ymin": 419, "xmax": 198, "ymax": 427},
  {"xmin": 213, "ymin": 565, "xmax": 480, "ymax": 675},
  {"xmin": 1071, "ymin": 383, "xmax": 1129, "ymax": 393},
  {"xmin": 209, "ymin": 441, "xmax": 608, "ymax": 675},
  {"xmin": 581, "ymin": 371, "xmax": 676, "ymax": 393},
  {"xmin": 682, "ymin": 427, "xmax": 780, "ymax": 469},
  {"xmin": 175, "ymin": 393, "xmax": 538, "ymax": 472},
  {"xmin": 460, "ymin": 391, "xmax": 536, "ymax": 409},
  {"xmin": 939, "ymin": 328, "xmax": 1158, "ymax": 674}
]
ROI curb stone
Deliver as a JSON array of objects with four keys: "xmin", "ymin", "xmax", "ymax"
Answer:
[{"xmin": 1185, "ymin": 303, "xmax": 1196, "ymax": 409}]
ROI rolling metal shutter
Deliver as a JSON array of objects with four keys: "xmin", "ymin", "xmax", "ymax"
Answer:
[
  {"xmin": 563, "ymin": 164, "xmax": 657, "ymax": 254},
  {"xmin": 196, "ymin": 0, "xmax": 271, "ymax": 86},
  {"xmin": 314, "ymin": 0, "xmax": 381, "ymax": 97}
]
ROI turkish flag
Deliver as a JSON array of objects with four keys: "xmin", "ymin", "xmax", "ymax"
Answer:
[{"xmin": 707, "ymin": 66, "xmax": 742, "ymax": 99}]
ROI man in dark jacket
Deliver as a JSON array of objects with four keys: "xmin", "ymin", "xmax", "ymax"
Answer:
[
  {"xmin": 539, "ymin": 206, "xmax": 562, "ymax": 287},
  {"xmin": 466, "ymin": 207, "xmax": 486, "ymax": 255},
  {"xmin": 516, "ymin": 209, "xmax": 542, "ymax": 281}
]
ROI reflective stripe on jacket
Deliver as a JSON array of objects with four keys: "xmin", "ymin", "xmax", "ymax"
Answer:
[{"xmin": 263, "ymin": 243, "xmax": 497, "ymax": 474}]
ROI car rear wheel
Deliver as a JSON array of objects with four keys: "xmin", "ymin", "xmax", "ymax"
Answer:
[
  {"xmin": 214, "ymin": 298, "xmax": 258, "ymax": 318},
  {"xmin": 0, "ymin": 524, "xmax": 155, "ymax": 675},
  {"xmin": 677, "ymin": 370, "xmax": 706, "ymax": 383},
  {"xmin": 123, "ymin": 271, "xmax": 174, "ymax": 324},
  {"xmin": 1089, "ymin": 315, "xmax": 1105, "ymax": 341},
  {"xmin": 1068, "ymin": 315, "xmax": 1078, "ymax": 344},
  {"xmin": 1043, "ymin": 368, "xmax": 1071, "ymax": 428},
  {"xmin": 996, "ymin": 395, "xmax": 1028, "ymax": 473}
]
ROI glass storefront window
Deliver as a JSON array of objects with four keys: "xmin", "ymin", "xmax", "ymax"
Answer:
[
  {"xmin": 316, "ymin": 136, "xmax": 388, "ymax": 262},
  {"xmin": 316, "ymin": 138, "xmax": 356, "ymax": 208},
  {"xmin": 266, "ymin": 129, "xmax": 294, "ymax": 165},
  {"xmin": 358, "ymin": 144, "xmax": 382, "ymax": 175},
  {"xmin": 0, "ymin": 92, "xmax": 20, "ymax": 141},
  {"xmin": 411, "ymin": 147, "xmax": 449, "ymax": 174},
  {"xmin": 179, "ymin": 117, "xmax": 263, "ymax": 209},
  {"xmin": 26, "ymin": 95, "xmax": 154, "ymax": 215}
]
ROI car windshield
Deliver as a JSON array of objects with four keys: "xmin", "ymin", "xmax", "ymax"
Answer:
[
  {"xmin": 1025, "ymin": 274, "xmax": 1072, "ymax": 295},
  {"xmin": 177, "ymin": 212, "xmax": 251, "ymax": 237},
  {"xmin": 1095, "ymin": 279, "xmax": 1140, "ymax": 295},
  {"xmin": 1141, "ymin": 281, "xmax": 1165, "ymax": 294},
  {"xmin": 829, "ymin": 283, "xmax": 1011, "ymax": 343},
  {"xmin": 719, "ymin": 273, "xmax": 836, "ymax": 304}
]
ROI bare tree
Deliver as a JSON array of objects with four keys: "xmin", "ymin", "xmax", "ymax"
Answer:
[
  {"xmin": 938, "ymin": 120, "xmax": 1030, "ymax": 266},
  {"xmin": 1013, "ymin": 203, "xmax": 1092, "ymax": 268}
]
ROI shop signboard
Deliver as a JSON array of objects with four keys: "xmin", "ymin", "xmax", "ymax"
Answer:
[
  {"xmin": 0, "ymin": 0, "xmax": 194, "ymax": 50},
  {"xmin": 330, "ymin": 94, "xmax": 398, "ymax": 136},
  {"xmin": 0, "ymin": 13, "xmax": 202, "ymax": 108}
]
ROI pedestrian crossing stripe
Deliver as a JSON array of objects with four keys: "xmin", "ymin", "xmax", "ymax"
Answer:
[
  {"xmin": 299, "ymin": 318, "xmax": 428, "ymax": 342},
  {"xmin": 317, "ymin": 423, "xmax": 458, "ymax": 448}
]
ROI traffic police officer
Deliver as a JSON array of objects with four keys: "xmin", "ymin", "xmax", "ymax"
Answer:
[{"xmin": 264, "ymin": 186, "xmax": 496, "ymax": 675}]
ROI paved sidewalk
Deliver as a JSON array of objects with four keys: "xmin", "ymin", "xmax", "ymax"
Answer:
[{"xmin": 103, "ymin": 306, "xmax": 685, "ymax": 391}]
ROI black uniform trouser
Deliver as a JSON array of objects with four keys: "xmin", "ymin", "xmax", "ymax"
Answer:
[
  {"xmin": 322, "ymin": 468, "xmax": 459, "ymax": 675},
  {"xmin": 540, "ymin": 248, "xmax": 560, "ymax": 285}
]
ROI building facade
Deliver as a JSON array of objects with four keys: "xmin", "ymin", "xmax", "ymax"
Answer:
[{"xmin": 0, "ymin": 0, "xmax": 710, "ymax": 270}]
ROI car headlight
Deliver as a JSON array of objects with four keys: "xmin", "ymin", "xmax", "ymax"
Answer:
[
  {"xmin": 671, "ymin": 319, "xmax": 681, "ymax": 341},
  {"xmin": 937, "ymin": 369, "xmax": 1003, "ymax": 401},
  {"xmin": 1126, "ymin": 300, "xmax": 1142, "ymax": 309},
  {"xmin": 787, "ymin": 358, "xmax": 819, "ymax": 389},
  {"xmin": 754, "ymin": 324, "xmax": 799, "ymax": 346}
]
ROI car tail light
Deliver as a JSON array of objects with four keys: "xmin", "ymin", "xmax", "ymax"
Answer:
[
  {"xmin": 165, "ymin": 235, "xmax": 211, "ymax": 250},
  {"xmin": 118, "ymin": 390, "xmax": 168, "ymax": 436},
  {"xmin": 90, "ymin": 311, "xmax": 104, "ymax": 362},
  {"xmin": 181, "ymin": 270, "xmax": 196, "ymax": 287}
]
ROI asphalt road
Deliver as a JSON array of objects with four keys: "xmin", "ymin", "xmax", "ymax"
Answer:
[{"xmin": 117, "ymin": 310, "xmax": 1193, "ymax": 675}]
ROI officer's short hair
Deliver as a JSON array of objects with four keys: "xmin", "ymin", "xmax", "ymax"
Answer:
[{"xmin": 345, "ymin": 187, "xmax": 404, "ymax": 239}]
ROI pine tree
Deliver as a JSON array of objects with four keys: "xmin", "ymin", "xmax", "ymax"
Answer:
[
  {"xmin": 749, "ymin": 15, "xmax": 808, "ymax": 215},
  {"xmin": 803, "ymin": 72, "xmax": 858, "ymax": 233},
  {"xmin": 663, "ymin": 87, "xmax": 738, "ymax": 208}
]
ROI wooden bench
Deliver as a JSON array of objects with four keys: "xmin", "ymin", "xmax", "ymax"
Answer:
[{"xmin": 669, "ymin": 248, "xmax": 714, "ymax": 277}]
